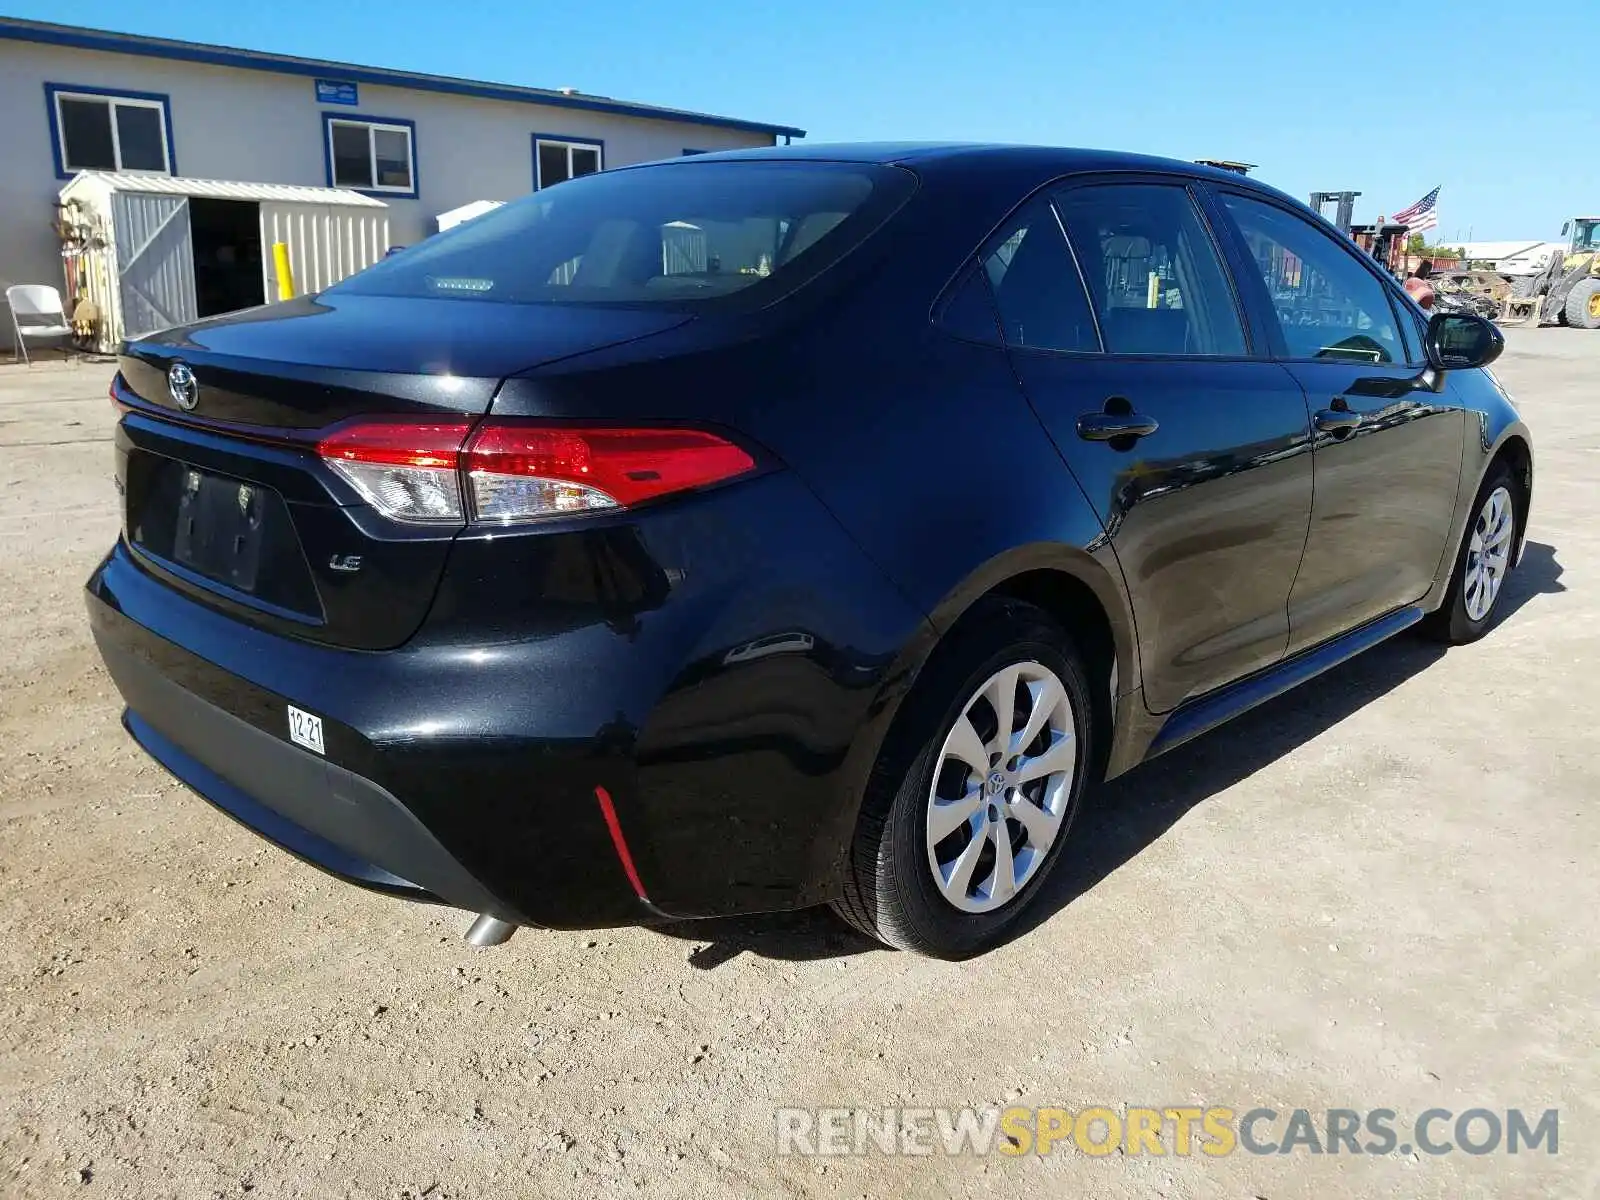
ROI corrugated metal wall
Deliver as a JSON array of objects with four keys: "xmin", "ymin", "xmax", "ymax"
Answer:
[
  {"xmin": 62, "ymin": 189, "xmax": 388, "ymax": 351},
  {"xmin": 260, "ymin": 203, "xmax": 390, "ymax": 297},
  {"xmin": 111, "ymin": 191, "xmax": 198, "ymax": 340}
]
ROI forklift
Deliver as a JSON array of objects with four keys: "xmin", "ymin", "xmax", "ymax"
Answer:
[{"xmin": 1309, "ymin": 190, "xmax": 1408, "ymax": 275}]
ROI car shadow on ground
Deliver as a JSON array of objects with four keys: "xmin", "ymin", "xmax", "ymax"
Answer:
[{"xmin": 654, "ymin": 541, "xmax": 1565, "ymax": 967}]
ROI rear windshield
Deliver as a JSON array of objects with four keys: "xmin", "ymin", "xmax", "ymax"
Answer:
[{"xmin": 331, "ymin": 160, "xmax": 914, "ymax": 308}]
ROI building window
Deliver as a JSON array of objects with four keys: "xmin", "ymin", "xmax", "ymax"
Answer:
[
  {"xmin": 46, "ymin": 84, "xmax": 174, "ymax": 176},
  {"xmin": 533, "ymin": 135, "xmax": 603, "ymax": 189},
  {"xmin": 324, "ymin": 115, "xmax": 417, "ymax": 196}
]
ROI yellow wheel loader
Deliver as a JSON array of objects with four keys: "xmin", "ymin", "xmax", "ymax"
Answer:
[{"xmin": 1508, "ymin": 217, "xmax": 1600, "ymax": 328}]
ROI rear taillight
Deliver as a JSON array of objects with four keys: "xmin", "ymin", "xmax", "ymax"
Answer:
[
  {"xmin": 463, "ymin": 423, "xmax": 756, "ymax": 524},
  {"xmin": 315, "ymin": 418, "xmax": 756, "ymax": 526},
  {"xmin": 317, "ymin": 419, "xmax": 473, "ymax": 524}
]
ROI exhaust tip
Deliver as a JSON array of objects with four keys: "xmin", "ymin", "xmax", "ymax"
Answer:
[{"xmin": 464, "ymin": 913, "xmax": 517, "ymax": 948}]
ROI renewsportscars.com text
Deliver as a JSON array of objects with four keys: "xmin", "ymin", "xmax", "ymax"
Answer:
[{"xmin": 775, "ymin": 1106, "xmax": 1559, "ymax": 1158}]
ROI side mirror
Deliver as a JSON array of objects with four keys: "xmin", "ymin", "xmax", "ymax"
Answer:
[
  {"xmin": 1561, "ymin": 221, "xmax": 1571, "ymax": 237},
  {"xmin": 1425, "ymin": 312, "xmax": 1504, "ymax": 371}
]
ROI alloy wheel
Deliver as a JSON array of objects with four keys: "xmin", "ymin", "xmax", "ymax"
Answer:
[
  {"xmin": 924, "ymin": 661, "xmax": 1076, "ymax": 914},
  {"xmin": 1463, "ymin": 485, "xmax": 1514, "ymax": 622}
]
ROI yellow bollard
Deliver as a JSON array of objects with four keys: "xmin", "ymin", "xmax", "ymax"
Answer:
[{"xmin": 272, "ymin": 242, "xmax": 296, "ymax": 301}]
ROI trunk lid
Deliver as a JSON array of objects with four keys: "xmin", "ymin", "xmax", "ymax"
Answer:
[
  {"xmin": 121, "ymin": 294, "xmax": 690, "ymax": 427},
  {"xmin": 115, "ymin": 294, "xmax": 690, "ymax": 650}
]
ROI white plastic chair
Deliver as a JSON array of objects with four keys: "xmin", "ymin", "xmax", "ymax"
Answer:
[{"xmin": 6, "ymin": 284, "xmax": 72, "ymax": 366}]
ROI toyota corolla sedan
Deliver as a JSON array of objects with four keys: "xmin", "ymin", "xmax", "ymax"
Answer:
[{"xmin": 88, "ymin": 145, "xmax": 1532, "ymax": 959}]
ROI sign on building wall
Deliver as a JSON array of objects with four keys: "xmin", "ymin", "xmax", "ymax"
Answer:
[{"xmin": 315, "ymin": 79, "xmax": 359, "ymax": 105}]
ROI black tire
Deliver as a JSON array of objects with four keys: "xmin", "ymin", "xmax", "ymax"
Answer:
[
  {"xmin": 1420, "ymin": 463, "xmax": 1521, "ymax": 645},
  {"xmin": 832, "ymin": 599, "xmax": 1095, "ymax": 958},
  {"xmin": 1564, "ymin": 278, "xmax": 1600, "ymax": 330},
  {"xmin": 1510, "ymin": 274, "xmax": 1540, "ymax": 299}
]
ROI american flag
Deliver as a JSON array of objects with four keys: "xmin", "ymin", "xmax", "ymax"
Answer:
[{"xmin": 1392, "ymin": 186, "xmax": 1440, "ymax": 234}]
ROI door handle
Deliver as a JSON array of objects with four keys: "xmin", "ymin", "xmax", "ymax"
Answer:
[
  {"xmin": 1076, "ymin": 411, "xmax": 1159, "ymax": 442},
  {"xmin": 1313, "ymin": 408, "xmax": 1363, "ymax": 434}
]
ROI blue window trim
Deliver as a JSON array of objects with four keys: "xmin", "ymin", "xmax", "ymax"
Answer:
[
  {"xmin": 321, "ymin": 112, "xmax": 419, "ymax": 200},
  {"xmin": 531, "ymin": 132, "xmax": 604, "ymax": 190},
  {"xmin": 43, "ymin": 81, "xmax": 177, "ymax": 179},
  {"xmin": 3, "ymin": 20, "xmax": 805, "ymax": 139}
]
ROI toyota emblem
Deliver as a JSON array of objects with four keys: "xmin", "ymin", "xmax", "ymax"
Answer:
[{"xmin": 167, "ymin": 362, "xmax": 198, "ymax": 411}]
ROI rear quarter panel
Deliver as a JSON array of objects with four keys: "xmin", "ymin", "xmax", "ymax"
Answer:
[{"xmin": 486, "ymin": 170, "xmax": 1145, "ymax": 902}]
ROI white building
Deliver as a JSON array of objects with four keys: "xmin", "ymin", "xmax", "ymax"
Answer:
[
  {"xmin": 1456, "ymin": 241, "xmax": 1567, "ymax": 278},
  {"xmin": 0, "ymin": 17, "xmax": 804, "ymax": 350}
]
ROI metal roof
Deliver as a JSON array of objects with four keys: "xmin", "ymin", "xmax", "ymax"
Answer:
[
  {"xmin": 0, "ymin": 17, "xmax": 806, "ymax": 140},
  {"xmin": 61, "ymin": 171, "xmax": 388, "ymax": 207}
]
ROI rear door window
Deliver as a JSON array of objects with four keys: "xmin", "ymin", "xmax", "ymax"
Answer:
[
  {"xmin": 331, "ymin": 161, "xmax": 914, "ymax": 310},
  {"xmin": 1218, "ymin": 193, "xmax": 1407, "ymax": 364},
  {"xmin": 980, "ymin": 200, "xmax": 1100, "ymax": 353},
  {"xmin": 1052, "ymin": 183, "xmax": 1248, "ymax": 357}
]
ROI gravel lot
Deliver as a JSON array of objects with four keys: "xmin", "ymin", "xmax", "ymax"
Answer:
[{"xmin": 1, "ymin": 330, "xmax": 1595, "ymax": 1199}]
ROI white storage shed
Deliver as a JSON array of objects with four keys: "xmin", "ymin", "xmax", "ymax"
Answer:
[{"xmin": 56, "ymin": 172, "xmax": 389, "ymax": 352}]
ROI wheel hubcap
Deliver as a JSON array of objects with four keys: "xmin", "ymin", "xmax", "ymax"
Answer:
[
  {"xmin": 1589, "ymin": 290, "xmax": 1600, "ymax": 320},
  {"xmin": 925, "ymin": 661, "xmax": 1076, "ymax": 914},
  {"xmin": 1463, "ymin": 485, "xmax": 1514, "ymax": 623}
]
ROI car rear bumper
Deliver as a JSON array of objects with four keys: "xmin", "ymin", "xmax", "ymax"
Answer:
[
  {"xmin": 87, "ymin": 544, "xmax": 657, "ymax": 929},
  {"xmin": 107, "ymin": 648, "xmax": 497, "ymax": 911},
  {"xmin": 85, "ymin": 467, "xmax": 930, "ymax": 928}
]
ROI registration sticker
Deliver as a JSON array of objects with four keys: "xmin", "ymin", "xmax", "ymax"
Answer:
[{"xmin": 287, "ymin": 705, "xmax": 325, "ymax": 755}]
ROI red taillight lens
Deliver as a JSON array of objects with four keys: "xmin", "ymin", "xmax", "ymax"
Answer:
[
  {"xmin": 463, "ymin": 422, "xmax": 756, "ymax": 523},
  {"xmin": 314, "ymin": 418, "xmax": 755, "ymax": 526},
  {"xmin": 316, "ymin": 418, "xmax": 472, "ymax": 524}
]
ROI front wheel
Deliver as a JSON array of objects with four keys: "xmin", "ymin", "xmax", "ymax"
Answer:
[
  {"xmin": 1564, "ymin": 278, "xmax": 1600, "ymax": 330},
  {"xmin": 1421, "ymin": 465, "xmax": 1520, "ymax": 644},
  {"xmin": 833, "ymin": 600, "xmax": 1095, "ymax": 958}
]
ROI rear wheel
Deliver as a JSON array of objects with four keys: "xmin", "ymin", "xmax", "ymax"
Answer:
[
  {"xmin": 833, "ymin": 600, "xmax": 1094, "ymax": 958},
  {"xmin": 1510, "ymin": 274, "xmax": 1540, "ymax": 299},
  {"xmin": 1421, "ymin": 464, "xmax": 1520, "ymax": 644},
  {"xmin": 1565, "ymin": 278, "xmax": 1600, "ymax": 330}
]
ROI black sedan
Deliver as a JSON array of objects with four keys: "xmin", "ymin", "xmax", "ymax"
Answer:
[{"xmin": 88, "ymin": 144, "xmax": 1533, "ymax": 958}]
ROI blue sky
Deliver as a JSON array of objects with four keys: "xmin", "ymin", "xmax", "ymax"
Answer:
[{"xmin": 8, "ymin": 0, "xmax": 1587, "ymax": 241}]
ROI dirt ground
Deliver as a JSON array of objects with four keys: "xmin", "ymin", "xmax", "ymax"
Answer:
[{"xmin": 1, "ymin": 330, "xmax": 1595, "ymax": 1199}]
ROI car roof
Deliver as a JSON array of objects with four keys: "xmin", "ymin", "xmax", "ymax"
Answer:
[
  {"xmin": 653, "ymin": 142, "xmax": 1304, "ymax": 208},
  {"xmin": 670, "ymin": 141, "xmax": 1238, "ymax": 175}
]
